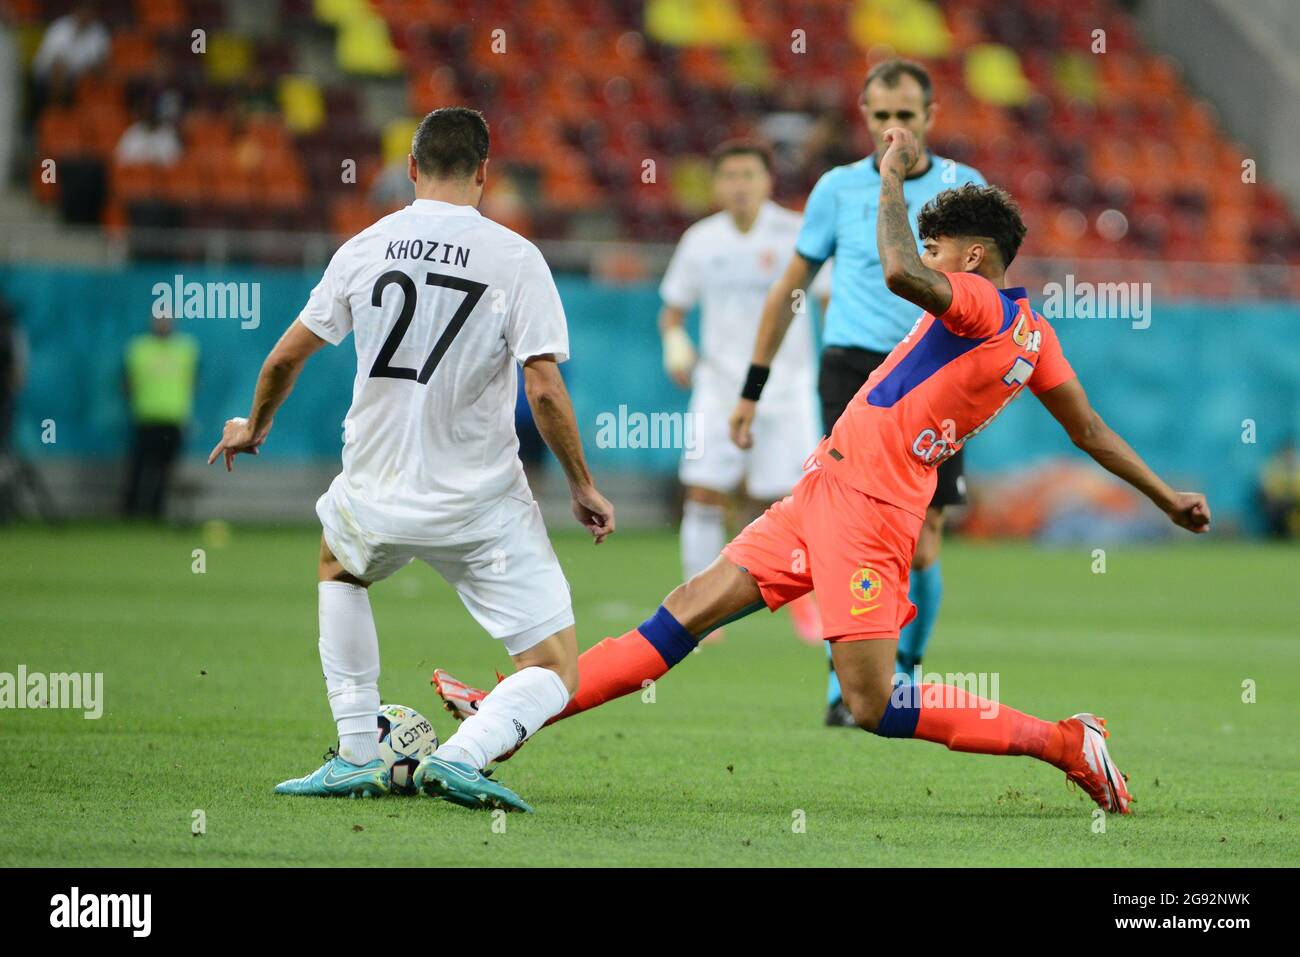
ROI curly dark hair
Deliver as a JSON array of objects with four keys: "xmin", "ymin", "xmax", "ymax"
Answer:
[{"xmin": 916, "ymin": 183, "xmax": 1027, "ymax": 266}]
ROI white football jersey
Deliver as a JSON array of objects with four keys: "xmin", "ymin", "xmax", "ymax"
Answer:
[
  {"xmin": 298, "ymin": 198, "xmax": 568, "ymax": 543},
  {"xmin": 659, "ymin": 200, "xmax": 815, "ymax": 406}
]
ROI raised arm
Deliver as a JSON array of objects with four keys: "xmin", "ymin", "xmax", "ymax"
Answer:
[
  {"xmin": 1036, "ymin": 376, "xmax": 1210, "ymax": 533},
  {"xmin": 522, "ymin": 354, "xmax": 615, "ymax": 544},
  {"xmin": 207, "ymin": 318, "xmax": 326, "ymax": 471},
  {"xmin": 876, "ymin": 127, "xmax": 952, "ymax": 318}
]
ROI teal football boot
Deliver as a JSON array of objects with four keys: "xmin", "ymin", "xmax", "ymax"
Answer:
[
  {"xmin": 274, "ymin": 751, "xmax": 390, "ymax": 798},
  {"xmin": 413, "ymin": 755, "xmax": 534, "ymax": 813}
]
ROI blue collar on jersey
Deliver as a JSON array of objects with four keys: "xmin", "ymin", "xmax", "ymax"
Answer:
[{"xmin": 1000, "ymin": 286, "xmax": 1028, "ymax": 300}]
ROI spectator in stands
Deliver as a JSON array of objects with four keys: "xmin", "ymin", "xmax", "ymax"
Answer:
[
  {"xmin": 29, "ymin": 2, "xmax": 109, "ymax": 116},
  {"xmin": 115, "ymin": 100, "xmax": 183, "ymax": 168},
  {"xmin": 1259, "ymin": 441, "xmax": 1300, "ymax": 539},
  {"xmin": 121, "ymin": 311, "xmax": 198, "ymax": 520}
]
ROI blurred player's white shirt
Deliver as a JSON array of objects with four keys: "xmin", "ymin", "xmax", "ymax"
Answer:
[
  {"xmin": 298, "ymin": 198, "xmax": 568, "ymax": 544},
  {"xmin": 659, "ymin": 200, "xmax": 815, "ymax": 406}
]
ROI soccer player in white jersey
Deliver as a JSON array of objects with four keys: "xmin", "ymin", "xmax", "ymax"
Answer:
[
  {"xmin": 208, "ymin": 107, "xmax": 615, "ymax": 812},
  {"xmin": 658, "ymin": 140, "xmax": 821, "ymax": 642}
]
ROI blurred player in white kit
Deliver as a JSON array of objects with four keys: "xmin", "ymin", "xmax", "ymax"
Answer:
[{"xmin": 658, "ymin": 140, "xmax": 823, "ymax": 642}]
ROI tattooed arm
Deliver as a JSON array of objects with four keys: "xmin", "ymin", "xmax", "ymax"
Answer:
[{"xmin": 876, "ymin": 127, "xmax": 952, "ymax": 317}]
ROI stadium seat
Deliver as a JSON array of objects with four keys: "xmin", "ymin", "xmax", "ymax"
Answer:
[
  {"xmin": 381, "ymin": 117, "xmax": 419, "ymax": 166},
  {"xmin": 335, "ymin": 9, "xmax": 403, "ymax": 76},
  {"xmin": 849, "ymin": 0, "xmax": 953, "ymax": 57},
  {"xmin": 965, "ymin": 43, "xmax": 1033, "ymax": 106},
  {"xmin": 204, "ymin": 33, "xmax": 254, "ymax": 83}
]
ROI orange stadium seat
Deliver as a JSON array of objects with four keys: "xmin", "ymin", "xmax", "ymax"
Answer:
[
  {"xmin": 134, "ymin": 0, "xmax": 187, "ymax": 31},
  {"xmin": 330, "ymin": 194, "xmax": 381, "ymax": 239},
  {"xmin": 37, "ymin": 107, "xmax": 84, "ymax": 159},
  {"xmin": 109, "ymin": 31, "xmax": 156, "ymax": 77},
  {"xmin": 110, "ymin": 160, "xmax": 162, "ymax": 204}
]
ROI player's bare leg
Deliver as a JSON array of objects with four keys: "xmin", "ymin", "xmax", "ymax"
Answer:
[
  {"xmin": 826, "ymin": 637, "xmax": 898, "ymax": 731},
  {"xmin": 680, "ymin": 485, "xmax": 732, "ymax": 643},
  {"xmin": 663, "ymin": 554, "xmax": 766, "ymax": 634},
  {"xmin": 274, "ymin": 535, "xmax": 389, "ymax": 797},
  {"xmin": 830, "ymin": 634, "xmax": 1132, "ymax": 814}
]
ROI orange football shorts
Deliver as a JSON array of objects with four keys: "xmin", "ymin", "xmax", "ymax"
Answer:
[{"xmin": 722, "ymin": 464, "xmax": 923, "ymax": 640}]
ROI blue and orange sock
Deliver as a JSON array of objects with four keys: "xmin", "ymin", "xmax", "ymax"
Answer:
[{"xmin": 873, "ymin": 683, "xmax": 1073, "ymax": 769}]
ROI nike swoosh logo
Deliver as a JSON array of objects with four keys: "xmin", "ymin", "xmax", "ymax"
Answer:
[
  {"xmin": 323, "ymin": 766, "xmax": 380, "ymax": 787},
  {"xmin": 850, "ymin": 605, "xmax": 879, "ymax": 615},
  {"xmin": 430, "ymin": 760, "xmax": 481, "ymax": 784}
]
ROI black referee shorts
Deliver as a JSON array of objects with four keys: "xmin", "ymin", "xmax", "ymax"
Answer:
[{"xmin": 817, "ymin": 346, "xmax": 967, "ymax": 510}]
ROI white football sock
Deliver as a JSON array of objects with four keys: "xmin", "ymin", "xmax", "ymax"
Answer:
[
  {"xmin": 317, "ymin": 581, "xmax": 381, "ymax": 765},
  {"xmin": 436, "ymin": 666, "xmax": 570, "ymax": 769},
  {"xmin": 680, "ymin": 499, "xmax": 725, "ymax": 580}
]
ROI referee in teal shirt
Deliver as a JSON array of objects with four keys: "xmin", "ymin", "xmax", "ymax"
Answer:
[{"xmin": 729, "ymin": 60, "xmax": 986, "ymax": 726}]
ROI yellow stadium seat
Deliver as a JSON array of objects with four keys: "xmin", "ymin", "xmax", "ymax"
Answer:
[
  {"xmin": 336, "ymin": 12, "xmax": 403, "ymax": 76},
  {"xmin": 278, "ymin": 75, "xmax": 326, "ymax": 134},
  {"xmin": 1054, "ymin": 52, "xmax": 1099, "ymax": 103},
  {"xmin": 668, "ymin": 156, "xmax": 713, "ymax": 214},
  {"xmin": 965, "ymin": 43, "xmax": 1032, "ymax": 106},
  {"xmin": 646, "ymin": 0, "xmax": 750, "ymax": 47},
  {"xmin": 724, "ymin": 42, "xmax": 772, "ymax": 87},
  {"xmin": 382, "ymin": 117, "xmax": 420, "ymax": 166},
  {"xmin": 314, "ymin": 0, "xmax": 370, "ymax": 26},
  {"xmin": 205, "ymin": 33, "xmax": 254, "ymax": 84},
  {"xmin": 851, "ymin": 0, "xmax": 953, "ymax": 57},
  {"xmin": 17, "ymin": 23, "xmax": 47, "ymax": 67}
]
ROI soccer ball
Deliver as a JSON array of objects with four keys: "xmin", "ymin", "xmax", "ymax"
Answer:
[{"xmin": 376, "ymin": 703, "xmax": 439, "ymax": 794}]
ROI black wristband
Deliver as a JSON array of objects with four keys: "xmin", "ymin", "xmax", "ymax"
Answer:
[{"xmin": 740, "ymin": 364, "xmax": 771, "ymax": 402}]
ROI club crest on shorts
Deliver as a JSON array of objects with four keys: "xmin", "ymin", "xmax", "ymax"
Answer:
[{"xmin": 849, "ymin": 566, "xmax": 883, "ymax": 609}]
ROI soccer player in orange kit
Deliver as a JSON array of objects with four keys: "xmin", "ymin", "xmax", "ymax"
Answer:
[{"xmin": 433, "ymin": 128, "xmax": 1211, "ymax": 815}]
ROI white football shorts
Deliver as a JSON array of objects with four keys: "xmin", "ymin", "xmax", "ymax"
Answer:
[
  {"xmin": 317, "ymin": 484, "xmax": 574, "ymax": 656},
  {"xmin": 679, "ymin": 381, "xmax": 820, "ymax": 501}
]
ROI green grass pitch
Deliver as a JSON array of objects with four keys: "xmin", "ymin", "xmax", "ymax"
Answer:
[{"xmin": 1, "ymin": 522, "xmax": 1296, "ymax": 867}]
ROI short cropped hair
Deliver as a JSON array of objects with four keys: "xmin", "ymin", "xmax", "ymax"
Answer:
[
  {"xmin": 862, "ymin": 58, "xmax": 933, "ymax": 107},
  {"xmin": 917, "ymin": 183, "xmax": 1028, "ymax": 266},
  {"xmin": 411, "ymin": 107, "xmax": 490, "ymax": 179},
  {"xmin": 710, "ymin": 138, "xmax": 774, "ymax": 174}
]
